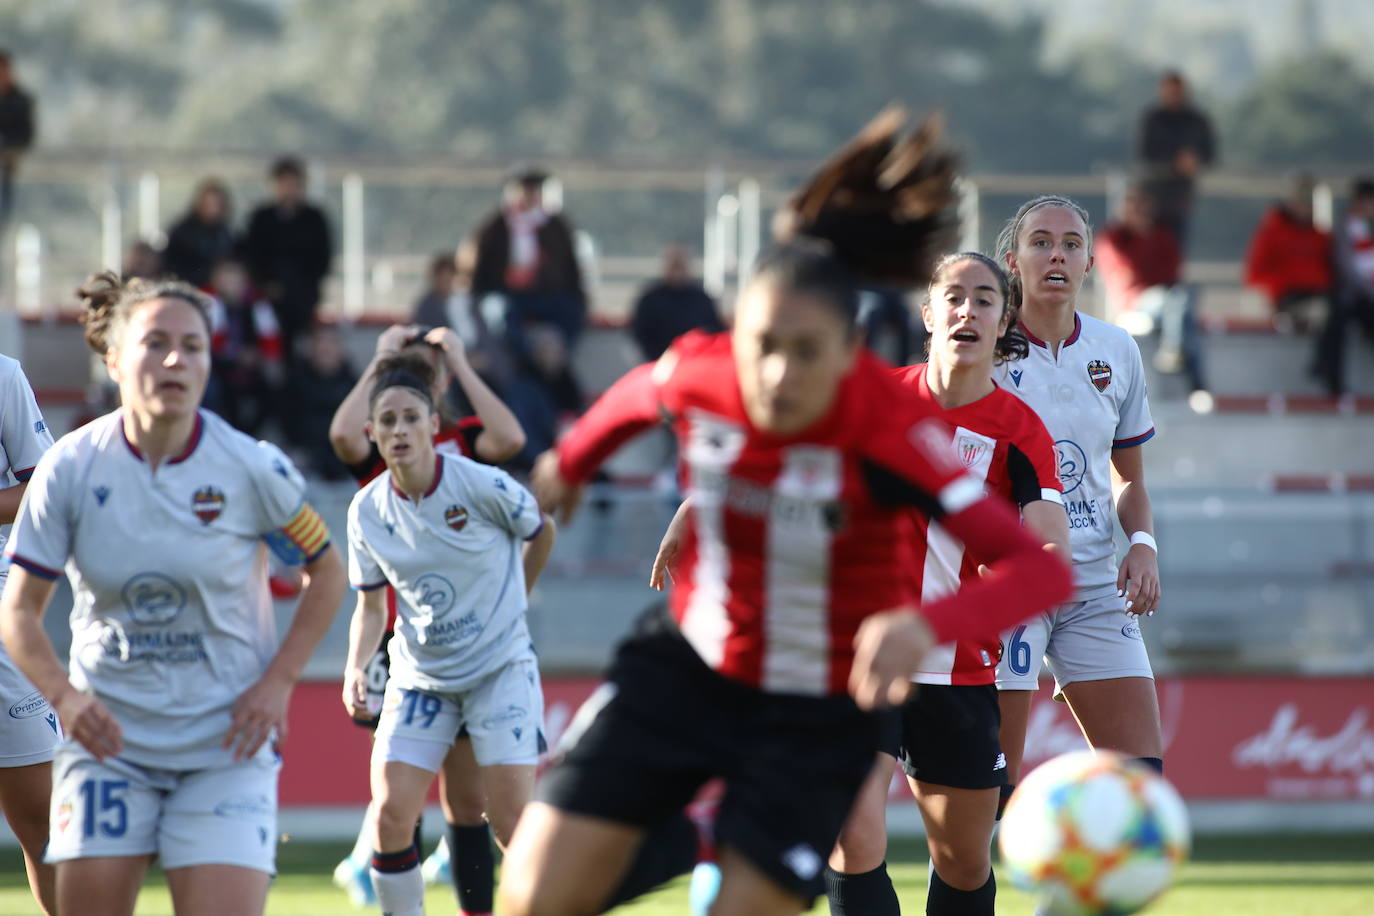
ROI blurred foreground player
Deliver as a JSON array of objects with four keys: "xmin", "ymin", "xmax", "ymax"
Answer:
[{"xmin": 497, "ymin": 110, "xmax": 1072, "ymax": 916}]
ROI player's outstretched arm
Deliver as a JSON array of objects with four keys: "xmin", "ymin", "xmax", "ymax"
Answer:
[
  {"xmin": 342, "ymin": 586, "xmax": 388, "ymax": 720},
  {"xmin": 0, "ymin": 567, "xmax": 123, "ymax": 760},
  {"xmin": 1111, "ymin": 445, "xmax": 1160, "ymax": 616},
  {"xmin": 226, "ymin": 544, "xmax": 347, "ymax": 761},
  {"xmin": 425, "ymin": 326, "xmax": 526, "ymax": 463},
  {"xmin": 522, "ymin": 514, "xmax": 557, "ymax": 595}
]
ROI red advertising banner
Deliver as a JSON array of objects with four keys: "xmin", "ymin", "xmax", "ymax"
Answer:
[{"xmin": 279, "ymin": 675, "xmax": 1374, "ymax": 806}]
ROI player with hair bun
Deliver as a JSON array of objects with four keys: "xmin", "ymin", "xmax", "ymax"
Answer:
[
  {"xmin": 0, "ymin": 272, "xmax": 346, "ymax": 916},
  {"xmin": 342, "ymin": 356, "xmax": 556, "ymax": 916},
  {"xmin": 497, "ymin": 110, "xmax": 1072, "ymax": 916},
  {"xmin": 991, "ymin": 195, "xmax": 1165, "ymax": 823}
]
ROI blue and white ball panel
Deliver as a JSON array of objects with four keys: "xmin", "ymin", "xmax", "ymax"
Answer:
[{"xmin": 46, "ymin": 739, "xmax": 280, "ymax": 873}]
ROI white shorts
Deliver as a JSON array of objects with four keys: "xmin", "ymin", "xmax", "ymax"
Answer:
[
  {"xmin": 375, "ymin": 657, "xmax": 545, "ymax": 770},
  {"xmin": 0, "ymin": 688, "xmax": 61, "ymax": 768},
  {"xmin": 996, "ymin": 588, "xmax": 1154, "ymax": 695},
  {"xmin": 46, "ymin": 740, "xmax": 280, "ymax": 873}
]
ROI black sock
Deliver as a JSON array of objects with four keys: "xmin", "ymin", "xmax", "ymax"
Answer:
[
  {"xmin": 1135, "ymin": 756, "xmax": 1164, "ymax": 774},
  {"xmin": 600, "ymin": 813, "xmax": 698, "ymax": 911},
  {"xmin": 824, "ymin": 862, "xmax": 900, "ymax": 916},
  {"xmin": 928, "ymin": 867, "xmax": 995, "ymax": 916},
  {"xmin": 996, "ymin": 783, "xmax": 1015, "ymax": 821},
  {"xmin": 448, "ymin": 821, "xmax": 494, "ymax": 914}
]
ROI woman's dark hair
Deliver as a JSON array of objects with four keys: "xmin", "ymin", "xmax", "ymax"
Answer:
[
  {"xmin": 77, "ymin": 271, "xmax": 213, "ymax": 355},
  {"xmin": 755, "ymin": 106, "xmax": 961, "ymax": 331},
  {"xmin": 369, "ymin": 353, "xmax": 437, "ymax": 414},
  {"xmin": 926, "ymin": 251, "xmax": 1029, "ymax": 363},
  {"xmin": 189, "ymin": 178, "xmax": 231, "ymax": 221}
]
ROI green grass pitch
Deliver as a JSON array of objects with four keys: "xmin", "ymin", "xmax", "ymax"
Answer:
[{"xmin": 0, "ymin": 833, "xmax": 1369, "ymax": 913}]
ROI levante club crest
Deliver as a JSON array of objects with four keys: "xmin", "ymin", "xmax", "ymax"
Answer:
[
  {"xmin": 1087, "ymin": 359, "xmax": 1113, "ymax": 392},
  {"xmin": 445, "ymin": 505, "xmax": 469, "ymax": 532},
  {"xmin": 191, "ymin": 486, "xmax": 225, "ymax": 525}
]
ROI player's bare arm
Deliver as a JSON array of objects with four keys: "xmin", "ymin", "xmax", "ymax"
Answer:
[{"xmin": 1110, "ymin": 444, "xmax": 1160, "ymax": 615}]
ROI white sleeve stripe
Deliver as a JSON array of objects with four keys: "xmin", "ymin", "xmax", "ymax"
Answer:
[
  {"xmin": 1040, "ymin": 488, "xmax": 1064, "ymax": 505},
  {"xmin": 938, "ymin": 477, "xmax": 985, "ymax": 515}
]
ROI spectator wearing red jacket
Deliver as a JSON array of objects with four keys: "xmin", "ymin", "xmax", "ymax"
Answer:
[
  {"xmin": 1244, "ymin": 175, "xmax": 1332, "ymax": 332},
  {"xmin": 1098, "ymin": 187, "xmax": 1208, "ymax": 400}
]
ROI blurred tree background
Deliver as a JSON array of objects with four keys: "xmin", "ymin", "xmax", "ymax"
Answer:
[{"xmin": 5, "ymin": 0, "xmax": 1373, "ymax": 172}]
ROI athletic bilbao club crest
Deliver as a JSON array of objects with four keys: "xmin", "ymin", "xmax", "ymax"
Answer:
[
  {"xmin": 957, "ymin": 435, "xmax": 989, "ymax": 469},
  {"xmin": 191, "ymin": 486, "xmax": 225, "ymax": 525},
  {"xmin": 1087, "ymin": 359, "xmax": 1112, "ymax": 392},
  {"xmin": 444, "ymin": 505, "xmax": 468, "ymax": 532}
]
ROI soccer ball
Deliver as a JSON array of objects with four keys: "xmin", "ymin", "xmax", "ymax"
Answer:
[{"xmin": 998, "ymin": 750, "xmax": 1190, "ymax": 916}]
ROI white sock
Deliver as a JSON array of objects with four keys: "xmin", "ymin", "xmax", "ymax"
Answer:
[
  {"xmin": 349, "ymin": 801, "xmax": 377, "ymax": 865},
  {"xmin": 371, "ymin": 858, "xmax": 424, "ymax": 916}
]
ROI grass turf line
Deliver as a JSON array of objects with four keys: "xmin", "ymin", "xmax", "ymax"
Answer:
[{"xmin": 0, "ymin": 833, "xmax": 1368, "ymax": 914}]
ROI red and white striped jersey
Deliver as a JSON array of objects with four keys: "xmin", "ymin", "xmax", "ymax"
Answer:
[
  {"xmin": 557, "ymin": 332, "xmax": 1071, "ymax": 697},
  {"xmin": 890, "ymin": 364, "xmax": 1062, "ymax": 686}
]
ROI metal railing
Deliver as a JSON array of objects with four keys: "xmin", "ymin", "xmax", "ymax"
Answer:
[{"xmin": 0, "ymin": 152, "xmax": 1346, "ymax": 322}]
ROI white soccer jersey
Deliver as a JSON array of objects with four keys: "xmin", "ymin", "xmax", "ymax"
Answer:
[
  {"xmin": 0, "ymin": 355, "xmax": 57, "ymax": 749},
  {"xmin": 995, "ymin": 313, "xmax": 1154, "ymax": 596},
  {"xmin": 5, "ymin": 410, "xmax": 331, "ymax": 769},
  {"xmin": 348, "ymin": 453, "xmax": 544, "ymax": 694}
]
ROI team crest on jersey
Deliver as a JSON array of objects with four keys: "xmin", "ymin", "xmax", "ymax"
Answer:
[
  {"xmin": 444, "ymin": 505, "xmax": 469, "ymax": 532},
  {"xmin": 956, "ymin": 435, "xmax": 989, "ymax": 469},
  {"xmin": 191, "ymin": 486, "xmax": 226, "ymax": 525},
  {"xmin": 1086, "ymin": 359, "xmax": 1112, "ymax": 392}
]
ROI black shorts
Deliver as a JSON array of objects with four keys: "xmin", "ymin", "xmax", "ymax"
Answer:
[
  {"xmin": 885, "ymin": 683, "xmax": 1006, "ymax": 791},
  {"xmin": 538, "ymin": 608, "xmax": 882, "ymax": 902}
]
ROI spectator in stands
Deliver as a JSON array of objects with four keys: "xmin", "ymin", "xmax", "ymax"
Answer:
[
  {"xmin": 1244, "ymin": 174, "xmax": 1333, "ymax": 334},
  {"xmin": 205, "ymin": 255, "xmax": 283, "ymax": 436},
  {"xmin": 242, "ymin": 155, "xmax": 332, "ymax": 363},
  {"xmin": 630, "ymin": 245, "xmax": 724, "ymax": 361},
  {"xmin": 0, "ymin": 48, "xmax": 34, "ymax": 227},
  {"xmin": 1098, "ymin": 186, "xmax": 1209, "ymax": 404},
  {"xmin": 471, "ymin": 166, "xmax": 587, "ymax": 347},
  {"xmin": 858, "ymin": 286, "xmax": 918, "ymax": 366},
  {"xmin": 1137, "ymin": 71, "xmax": 1215, "ymax": 247},
  {"xmin": 411, "ymin": 251, "xmax": 459, "ymax": 329},
  {"xmin": 163, "ymin": 178, "xmax": 236, "ymax": 289},
  {"xmin": 283, "ymin": 323, "xmax": 357, "ymax": 481},
  {"xmin": 471, "ymin": 167, "xmax": 587, "ymax": 467},
  {"xmin": 122, "ymin": 240, "xmax": 163, "ymax": 280},
  {"xmin": 1317, "ymin": 177, "xmax": 1374, "ymax": 397}
]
